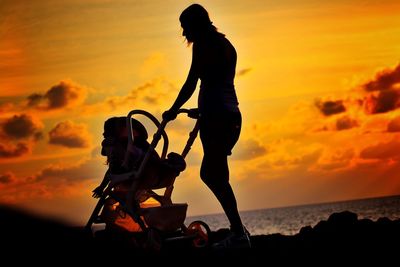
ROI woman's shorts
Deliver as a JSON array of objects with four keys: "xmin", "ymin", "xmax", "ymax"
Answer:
[{"xmin": 199, "ymin": 111, "xmax": 242, "ymax": 156}]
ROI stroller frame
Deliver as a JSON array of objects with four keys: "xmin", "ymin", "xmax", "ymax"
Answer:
[{"xmin": 85, "ymin": 109, "xmax": 210, "ymax": 248}]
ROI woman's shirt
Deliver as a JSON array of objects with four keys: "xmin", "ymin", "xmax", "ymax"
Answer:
[{"xmin": 193, "ymin": 33, "xmax": 239, "ymax": 115}]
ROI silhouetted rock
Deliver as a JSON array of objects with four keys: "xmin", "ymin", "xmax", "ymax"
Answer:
[
  {"xmin": 1, "ymin": 207, "xmax": 399, "ymax": 265},
  {"xmin": 327, "ymin": 210, "xmax": 358, "ymax": 225}
]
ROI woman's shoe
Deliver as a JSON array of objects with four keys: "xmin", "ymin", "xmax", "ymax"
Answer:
[{"xmin": 211, "ymin": 230, "xmax": 251, "ymax": 250}]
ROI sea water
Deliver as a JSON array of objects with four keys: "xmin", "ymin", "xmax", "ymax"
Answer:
[{"xmin": 185, "ymin": 195, "xmax": 400, "ymax": 235}]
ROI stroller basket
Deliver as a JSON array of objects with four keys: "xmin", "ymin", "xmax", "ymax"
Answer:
[{"xmin": 141, "ymin": 203, "xmax": 188, "ymax": 232}]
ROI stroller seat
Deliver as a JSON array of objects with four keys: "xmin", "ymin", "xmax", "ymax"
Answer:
[{"xmin": 98, "ymin": 116, "xmax": 188, "ymax": 233}]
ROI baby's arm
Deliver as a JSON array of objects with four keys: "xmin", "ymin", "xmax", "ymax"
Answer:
[{"xmin": 92, "ymin": 169, "xmax": 111, "ymax": 198}]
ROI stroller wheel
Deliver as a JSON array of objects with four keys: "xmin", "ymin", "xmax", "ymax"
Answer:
[{"xmin": 186, "ymin": 220, "xmax": 211, "ymax": 248}]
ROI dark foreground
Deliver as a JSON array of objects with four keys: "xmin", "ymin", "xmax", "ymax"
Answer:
[{"xmin": 1, "ymin": 205, "xmax": 399, "ymax": 265}]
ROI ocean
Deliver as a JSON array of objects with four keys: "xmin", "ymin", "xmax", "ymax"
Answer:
[{"xmin": 185, "ymin": 195, "xmax": 400, "ymax": 236}]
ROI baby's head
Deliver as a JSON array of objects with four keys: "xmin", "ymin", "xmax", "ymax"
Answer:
[{"xmin": 101, "ymin": 117, "xmax": 148, "ymax": 170}]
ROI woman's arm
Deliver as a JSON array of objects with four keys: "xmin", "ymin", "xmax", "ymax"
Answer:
[
  {"xmin": 164, "ymin": 46, "xmax": 200, "ymax": 120},
  {"xmin": 170, "ymin": 63, "xmax": 199, "ymax": 111}
]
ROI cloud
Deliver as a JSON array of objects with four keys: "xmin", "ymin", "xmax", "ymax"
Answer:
[
  {"xmin": 236, "ymin": 68, "xmax": 252, "ymax": 77},
  {"xmin": 313, "ymin": 63, "xmax": 400, "ymax": 119},
  {"xmin": 48, "ymin": 121, "xmax": 91, "ymax": 148},
  {"xmin": 363, "ymin": 89, "xmax": 400, "ymax": 114},
  {"xmin": 0, "ymin": 114, "xmax": 41, "ymax": 158},
  {"xmin": 0, "ymin": 113, "xmax": 43, "ymax": 140},
  {"xmin": 313, "ymin": 115, "xmax": 359, "ymax": 132},
  {"xmin": 232, "ymin": 139, "xmax": 267, "ymax": 161},
  {"xmin": 336, "ymin": 116, "xmax": 359, "ymax": 131},
  {"xmin": 26, "ymin": 80, "xmax": 87, "ymax": 110},
  {"xmin": 270, "ymin": 148, "xmax": 322, "ymax": 170},
  {"xmin": 106, "ymin": 80, "xmax": 168, "ymax": 108},
  {"xmin": 314, "ymin": 148, "xmax": 355, "ymax": 172},
  {"xmin": 315, "ymin": 99, "xmax": 346, "ymax": 116},
  {"xmin": 234, "ymin": 155, "xmax": 400, "ymax": 214},
  {"xmin": 83, "ymin": 78, "xmax": 176, "ymax": 114},
  {"xmin": 0, "ymin": 156, "xmax": 105, "ymax": 204},
  {"xmin": 360, "ymin": 64, "xmax": 400, "ymax": 115},
  {"xmin": 360, "ymin": 139, "xmax": 400, "ymax": 160},
  {"xmin": 26, "ymin": 93, "xmax": 42, "ymax": 107},
  {"xmin": 248, "ymin": 138, "xmax": 323, "ymax": 172},
  {"xmin": 0, "ymin": 142, "xmax": 29, "ymax": 158},
  {"xmin": 363, "ymin": 63, "xmax": 400, "ymax": 92},
  {"xmin": 35, "ymin": 158, "xmax": 102, "ymax": 183},
  {"xmin": 0, "ymin": 172, "xmax": 16, "ymax": 184},
  {"xmin": 3, "ymin": 78, "xmax": 176, "ymax": 118},
  {"xmin": 387, "ymin": 116, "xmax": 400, "ymax": 132}
]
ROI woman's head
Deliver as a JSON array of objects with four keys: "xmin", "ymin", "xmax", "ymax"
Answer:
[{"xmin": 179, "ymin": 4, "xmax": 218, "ymax": 43}]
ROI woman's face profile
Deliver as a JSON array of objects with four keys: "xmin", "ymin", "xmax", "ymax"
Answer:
[{"xmin": 181, "ymin": 22, "xmax": 195, "ymax": 42}]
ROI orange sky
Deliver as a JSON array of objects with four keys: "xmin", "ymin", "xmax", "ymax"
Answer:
[{"xmin": 1, "ymin": 0, "xmax": 400, "ymax": 225}]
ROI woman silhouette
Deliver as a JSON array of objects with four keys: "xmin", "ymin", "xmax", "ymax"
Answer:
[{"xmin": 163, "ymin": 4, "xmax": 250, "ymax": 249}]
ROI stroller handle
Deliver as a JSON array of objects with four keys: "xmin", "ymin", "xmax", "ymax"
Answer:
[
  {"xmin": 126, "ymin": 108, "xmax": 198, "ymax": 170},
  {"xmin": 126, "ymin": 109, "xmax": 169, "ymax": 159},
  {"xmin": 162, "ymin": 108, "xmax": 200, "ymax": 199}
]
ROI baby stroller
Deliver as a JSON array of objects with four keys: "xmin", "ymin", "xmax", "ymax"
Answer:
[{"xmin": 85, "ymin": 109, "xmax": 211, "ymax": 250}]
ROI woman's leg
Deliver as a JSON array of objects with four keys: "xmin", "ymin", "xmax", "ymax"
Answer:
[
  {"xmin": 200, "ymin": 153, "xmax": 245, "ymax": 235},
  {"xmin": 199, "ymin": 111, "xmax": 248, "ymax": 237}
]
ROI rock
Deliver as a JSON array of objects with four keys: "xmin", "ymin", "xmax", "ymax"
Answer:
[{"xmin": 1, "ymin": 205, "xmax": 399, "ymax": 265}]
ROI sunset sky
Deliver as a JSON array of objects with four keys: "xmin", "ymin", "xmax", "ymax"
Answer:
[{"xmin": 1, "ymin": 0, "xmax": 400, "ymax": 226}]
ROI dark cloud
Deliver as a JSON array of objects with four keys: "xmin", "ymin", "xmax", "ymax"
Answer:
[
  {"xmin": 48, "ymin": 121, "xmax": 91, "ymax": 148},
  {"xmin": 236, "ymin": 68, "xmax": 252, "ymax": 77},
  {"xmin": 363, "ymin": 89, "xmax": 400, "ymax": 114},
  {"xmin": 34, "ymin": 132, "xmax": 44, "ymax": 141},
  {"xmin": 315, "ymin": 100, "xmax": 346, "ymax": 116},
  {"xmin": 360, "ymin": 140, "xmax": 400, "ymax": 160},
  {"xmin": 26, "ymin": 93, "xmax": 43, "ymax": 107},
  {"xmin": 232, "ymin": 139, "xmax": 267, "ymax": 161},
  {"xmin": 1, "ymin": 114, "xmax": 43, "ymax": 140},
  {"xmin": 26, "ymin": 80, "xmax": 87, "ymax": 110},
  {"xmin": 363, "ymin": 64, "xmax": 400, "ymax": 92},
  {"xmin": 387, "ymin": 116, "xmax": 400, "ymax": 132},
  {"xmin": 313, "ymin": 64, "xmax": 400, "ymax": 118},
  {"xmin": 336, "ymin": 116, "xmax": 359, "ymax": 131},
  {"xmin": 0, "ymin": 114, "xmax": 40, "ymax": 158},
  {"xmin": 313, "ymin": 125, "xmax": 329, "ymax": 132},
  {"xmin": 46, "ymin": 82, "xmax": 77, "ymax": 108},
  {"xmin": 0, "ymin": 142, "xmax": 29, "ymax": 158},
  {"xmin": 0, "ymin": 172, "xmax": 16, "ymax": 184}
]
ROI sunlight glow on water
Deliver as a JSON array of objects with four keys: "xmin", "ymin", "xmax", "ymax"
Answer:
[{"xmin": 186, "ymin": 195, "xmax": 400, "ymax": 235}]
